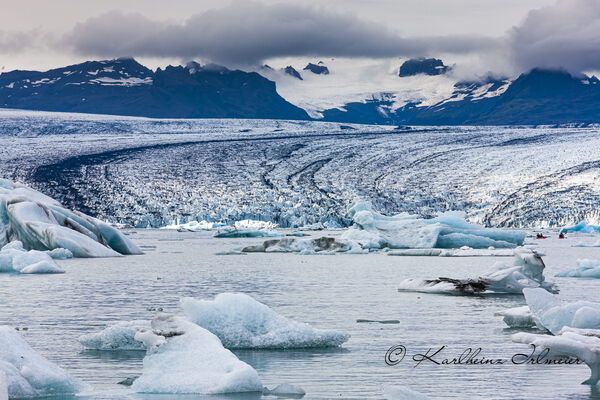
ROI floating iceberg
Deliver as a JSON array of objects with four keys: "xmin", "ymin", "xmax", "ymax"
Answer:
[
  {"xmin": 523, "ymin": 288, "xmax": 600, "ymax": 334},
  {"xmin": 180, "ymin": 293, "xmax": 349, "ymax": 349},
  {"xmin": 388, "ymin": 246, "xmax": 514, "ymax": 257},
  {"xmin": 242, "ymin": 237, "xmax": 349, "ymax": 254},
  {"xmin": 512, "ymin": 328, "xmax": 600, "ymax": 385},
  {"xmin": 561, "ymin": 221, "xmax": 600, "ymax": 234},
  {"xmin": 494, "ymin": 306, "xmax": 538, "ymax": 328},
  {"xmin": 131, "ymin": 315, "xmax": 263, "ymax": 394},
  {"xmin": 79, "ymin": 320, "xmax": 151, "ymax": 350},
  {"xmin": 0, "ymin": 179, "xmax": 142, "ymax": 257},
  {"xmin": 0, "ymin": 241, "xmax": 64, "ymax": 274},
  {"xmin": 342, "ymin": 200, "xmax": 525, "ymax": 250},
  {"xmin": 398, "ymin": 250, "xmax": 558, "ymax": 295},
  {"xmin": 0, "ymin": 325, "xmax": 85, "ymax": 398},
  {"xmin": 556, "ymin": 259, "xmax": 600, "ymax": 278}
]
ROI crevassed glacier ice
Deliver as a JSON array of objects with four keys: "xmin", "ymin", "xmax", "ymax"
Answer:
[
  {"xmin": 523, "ymin": 288, "xmax": 600, "ymax": 334},
  {"xmin": 0, "ymin": 179, "xmax": 142, "ymax": 257},
  {"xmin": 561, "ymin": 221, "xmax": 600, "ymax": 234},
  {"xmin": 512, "ymin": 328, "xmax": 600, "ymax": 385},
  {"xmin": 180, "ymin": 293, "xmax": 349, "ymax": 348},
  {"xmin": 494, "ymin": 306, "xmax": 538, "ymax": 329},
  {"xmin": 556, "ymin": 259, "xmax": 600, "ymax": 278},
  {"xmin": 342, "ymin": 200, "xmax": 525, "ymax": 249},
  {"xmin": 0, "ymin": 241, "xmax": 64, "ymax": 274},
  {"xmin": 79, "ymin": 320, "xmax": 151, "ymax": 350},
  {"xmin": 0, "ymin": 325, "xmax": 85, "ymax": 398},
  {"xmin": 398, "ymin": 250, "xmax": 558, "ymax": 295},
  {"xmin": 131, "ymin": 315, "xmax": 263, "ymax": 394}
]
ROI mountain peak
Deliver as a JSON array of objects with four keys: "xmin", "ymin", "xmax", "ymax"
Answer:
[{"xmin": 399, "ymin": 58, "xmax": 449, "ymax": 77}]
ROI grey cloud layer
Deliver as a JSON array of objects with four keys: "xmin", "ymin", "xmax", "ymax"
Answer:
[{"xmin": 62, "ymin": 2, "xmax": 497, "ymax": 65}]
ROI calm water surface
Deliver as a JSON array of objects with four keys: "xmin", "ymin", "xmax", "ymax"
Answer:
[{"xmin": 1, "ymin": 230, "xmax": 600, "ymax": 400}]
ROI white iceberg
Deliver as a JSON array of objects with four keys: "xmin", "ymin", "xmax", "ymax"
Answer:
[
  {"xmin": 561, "ymin": 221, "xmax": 600, "ymax": 234},
  {"xmin": 556, "ymin": 259, "xmax": 600, "ymax": 278},
  {"xmin": 512, "ymin": 328, "xmax": 600, "ymax": 385},
  {"xmin": 341, "ymin": 200, "xmax": 525, "ymax": 250},
  {"xmin": 180, "ymin": 293, "xmax": 349, "ymax": 348},
  {"xmin": 0, "ymin": 241, "xmax": 64, "ymax": 274},
  {"xmin": 131, "ymin": 315, "xmax": 263, "ymax": 394},
  {"xmin": 0, "ymin": 179, "xmax": 142, "ymax": 257},
  {"xmin": 494, "ymin": 306, "xmax": 538, "ymax": 328},
  {"xmin": 0, "ymin": 325, "xmax": 85, "ymax": 398},
  {"xmin": 79, "ymin": 320, "xmax": 151, "ymax": 350},
  {"xmin": 388, "ymin": 246, "xmax": 514, "ymax": 257},
  {"xmin": 398, "ymin": 250, "xmax": 558, "ymax": 295},
  {"xmin": 160, "ymin": 220, "xmax": 227, "ymax": 231},
  {"xmin": 523, "ymin": 288, "xmax": 600, "ymax": 335},
  {"xmin": 242, "ymin": 237, "xmax": 349, "ymax": 254}
]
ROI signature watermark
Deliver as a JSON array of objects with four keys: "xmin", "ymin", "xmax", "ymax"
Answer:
[{"xmin": 385, "ymin": 344, "xmax": 583, "ymax": 367}]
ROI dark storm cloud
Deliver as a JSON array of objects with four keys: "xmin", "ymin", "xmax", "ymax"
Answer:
[
  {"xmin": 62, "ymin": 1, "xmax": 498, "ymax": 65},
  {"xmin": 509, "ymin": 0, "xmax": 600, "ymax": 73}
]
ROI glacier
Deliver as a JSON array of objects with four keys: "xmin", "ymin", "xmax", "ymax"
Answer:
[
  {"xmin": 131, "ymin": 315, "xmax": 263, "ymax": 394},
  {"xmin": 0, "ymin": 179, "xmax": 141, "ymax": 257},
  {"xmin": 556, "ymin": 259, "xmax": 600, "ymax": 278},
  {"xmin": 341, "ymin": 201, "xmax": 525, "ymax": 250},
  {"xmin": 180, "ymin": 293, "xmax": 349, "ymax": 348},
  {"xmin": 398, "ymin": 250, "xmax": 557, "ymax": 295},
  {"xmin": 0, "ymin": 325, "xmax": 85, "ymax": 398},
  {"xmin": 512, "ymin": 328, "xmax": 600, "ymax": 385},
  {"xmin": 79, "ymin": 320, "xmax": 151, "ymax": 351},
  {"xmin": 0, "ymin": 241, "xmax": 64, "ymax": 274},
  {"xmin": 523, "ymin": 288, "xmax": 600, "ymax": 334}
]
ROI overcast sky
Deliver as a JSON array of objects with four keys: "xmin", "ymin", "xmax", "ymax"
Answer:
[{"xmin": 1, "ymin": 0, "xmax": 597, "ymax": 76}]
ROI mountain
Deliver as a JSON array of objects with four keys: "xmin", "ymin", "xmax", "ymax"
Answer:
[
  {"xmin": 0, "ymin": 58, "xmax": 309, "ymax": 120},
  {"xmin": 320, "ymin": 69, "xmax": 600, "ymax": 125},
  {"xmin": 398, "ymin": 58, "xmax": 449, "ymax": 77},
  {"xmin": 283, "ymin": 66, "xmax": 303, "ymax": 80},
  {"xmin": 303, "ymin": 62, "xmax": 329, "ymax": 75}
]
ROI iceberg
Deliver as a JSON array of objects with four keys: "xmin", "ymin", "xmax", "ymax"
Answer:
[
  {"xmin": 242, "ymin": 237, "xmax": 349, "ymax": 254},
  {"xmin": 0, "ymin": 325, "xmax": 85, "ymax": 398},
  {"xmin": 131, "ymin": 315, "xmax": 263, "ymax": 394},
  {"xmin": 0, "ymin": 241, "xmax": 64, "ymax": 274},
  {"xmin": 494, "ymin": 306, "xmax": 538, "ymax": 328},
  {"xmin": 0, "ymin": 178, "xmax": 142, "ymax": 257},
  {"xmin": 341, "ymin": 200, "xmax": 525, "ymax": 249},
  {"xmin": 388, "ymin": 246, "xmax": 514, "ymax": 257},
  {"xmin": 512, "ymin": 328, "xmax": 600, "ymax": 385},
  {"xmin": 79, "ymin": 320, "xmax": 151, "ymax": 350},
  {"xmin": 523, "ymin": 288, "xmax": 600, "ymax": 334},
  {"xmin": 180, "ymin": 293, "xmax": 349, "ymax": 349},
  {"xmin": 556, "ymin": 259, "xmax": 600, "ymax": 278},
  {"xmin": 561, "ymin": 221, "xmax": 600, "ymax": 234},
  {"xmin": 398, "ymin": 250, "xmax": 558, "ymax": 295}
]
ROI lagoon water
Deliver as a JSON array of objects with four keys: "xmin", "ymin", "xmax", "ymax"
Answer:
[{"xmin": 1, "ymin": 230, "xmax": 600, "ymax": 400}]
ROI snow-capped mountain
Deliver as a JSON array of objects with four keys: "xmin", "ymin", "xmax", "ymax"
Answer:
[{"xmin": 0, "ymin": 58, "xmax": 308, "ymax": 120}]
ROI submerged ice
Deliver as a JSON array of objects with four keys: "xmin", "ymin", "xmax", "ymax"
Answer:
[
  {"xmin": 181, "ymin": 293, "xmax": 349, "ymax": 348},
  {"xmin": 398, "ymin": 250, "xmax": 557, "ymax": 295},
  {"xmin": 0, "ymin": 326, "xmax": 85, "ymax": 398},
  {"xmin": 0, "ymin": 179, "xmax": 141, "ymax": 257},
  {"xmin": 341, "ymin": 201, "xmax": 525, "ymax": 250},
  {"xmin": 131, "ymin": 315, "xmax": 263, "ymax": 394}
]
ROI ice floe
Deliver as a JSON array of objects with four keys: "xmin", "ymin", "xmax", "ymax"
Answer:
[
  {"xmin": 388, "ymin": 246, "xmax": 514, "ymax": 257},
  {"xmin": 0, "ymin": 241, "xmax": 64, "ymax": 274},
  {"xmin": 512, "ymin": 327, "xmax": 600, "ymax": 385},
  {"xmin": 561, "ymin": 221, "xmax": 600, "ymax": 234},
  {"xmin": 180, "ymin": 293, "xmax": 349, "ymax": 348},
  {"xmin": 131, "ymin": 315, "xmax": 263, "ymax": 394},
  {"xmin": 556, "ymin": 259, "xmax": 600, "ymax": 278},
  {"xmin": 0, "ymin": 179, "xmax": 142, "ymax": 257},
  {"xmin": 523, "ymin": 288, "xmax": 600, "ymax": 334},
  {"xmin": 341, "ymin": 200, "xmax": 525, "ymax": 250},
  {"xmin": 79, "ymin": 320, "xmax": 151, "ymax": 350},
  {"xmin": 0, "ymin": 325, "xmax": 85, "ymax": 398},
  {"xmin": 494, "ymin": 306, "xmax": 538, "ymax": 329},
  {"xmin": 242, "ymin": 237, "xmax": 349, "ymax": 254},
  {"xmin": 398, "ymin": 250, "xmax": 558, "ymax": 295}
]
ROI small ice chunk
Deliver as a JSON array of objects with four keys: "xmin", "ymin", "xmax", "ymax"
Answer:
[
  {"xmin": 0, "ymin": 243, "xmax": 64, "ymax": 274},
  {"xmin": 556, "ymin": 259, "xmax": 600, "ymax": 278},
  {"xmin": 494, "ymin": 306, "xmax": 538, "ymax": 328},
  {"xmin": 263, "ymin": 383, "xmax": 306, "ymax": 397},
  {"xmin": 45, "ymin": 248, "xmax": 73, "ymax": 260},
  {"xmin": 0, "ymin": 326, "xmax": 85, "ymax": 398},
  {"xmin": 131, "ymin": 315, "xmax": 263, "ymax": 394},
  {"xmin": 79, "ymin": 320, "xmax": 151, "ymax": 350},
  {"xmin": 180, "ymin": 293, "xmax": 349, "ymax": 348},
  {"xmin": 524, "ymin": 288, "xmax": 600, "ymax": 334}
]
